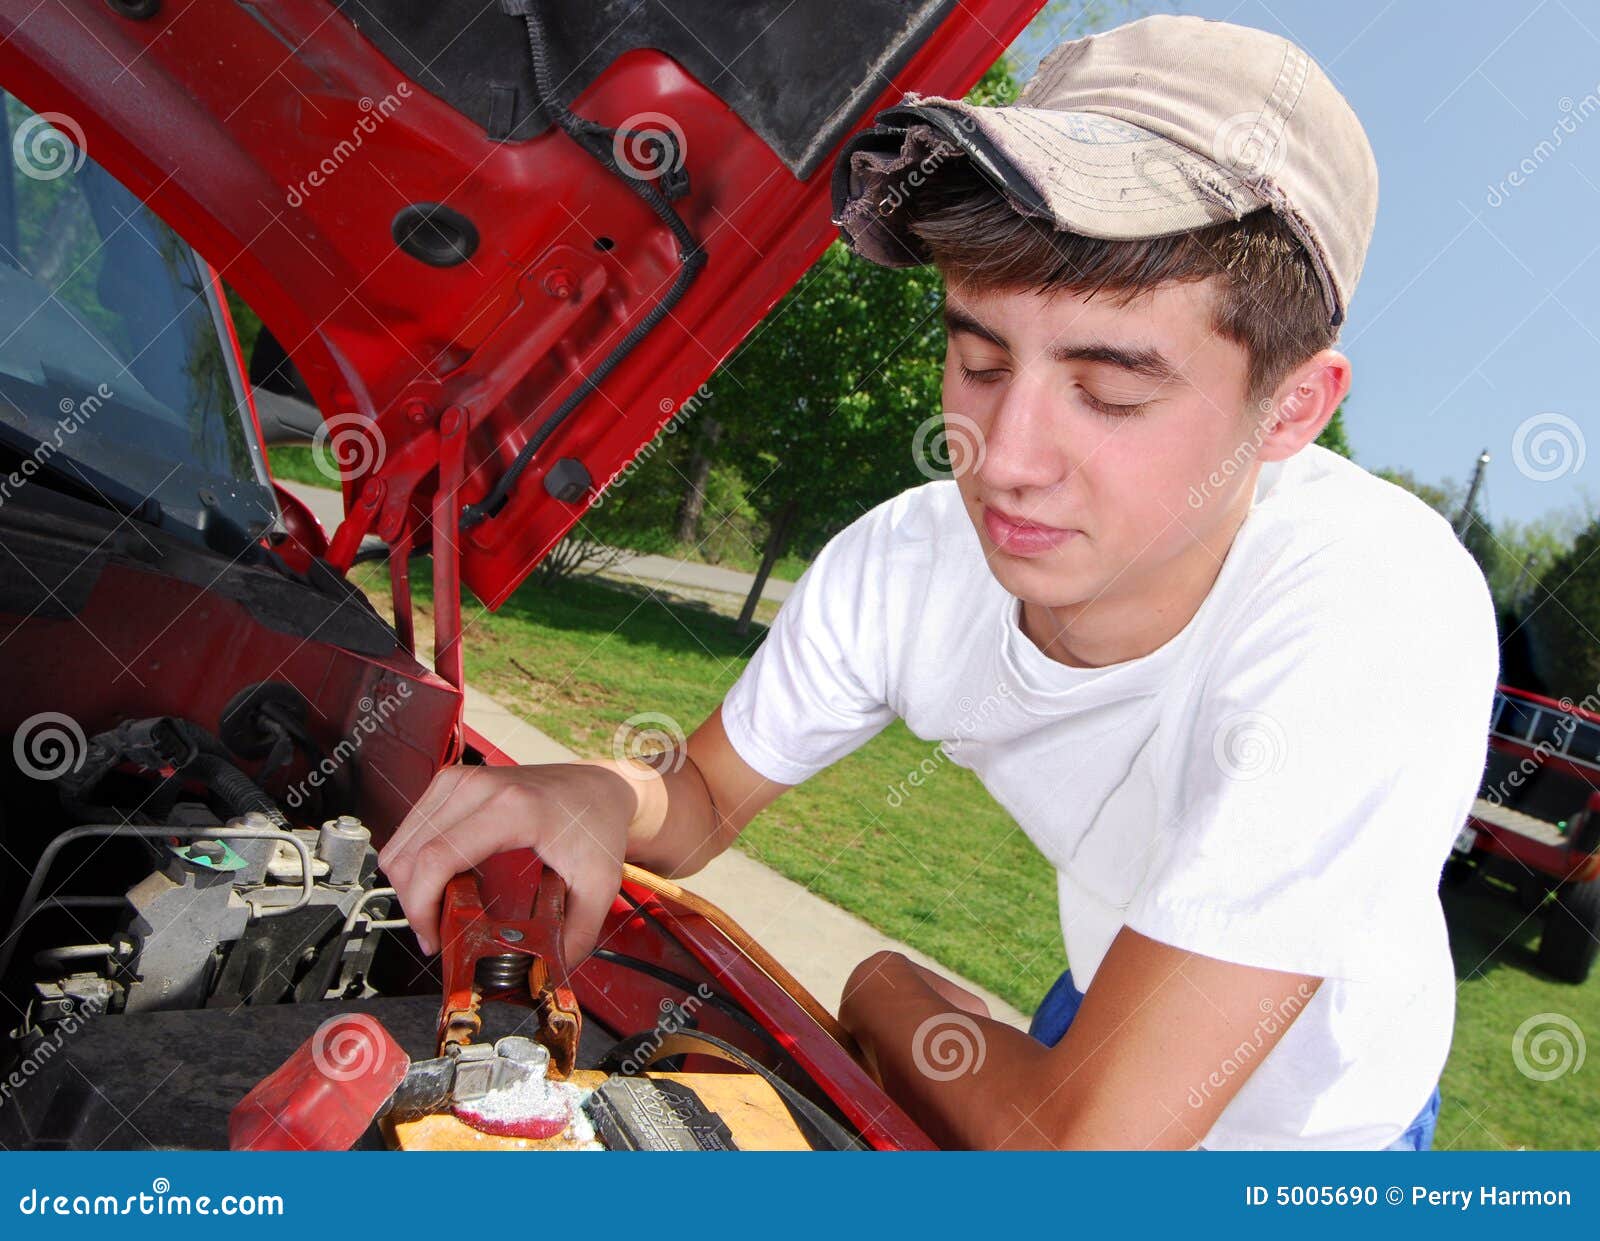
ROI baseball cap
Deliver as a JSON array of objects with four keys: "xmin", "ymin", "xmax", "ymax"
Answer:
[{"xmin": 831, "ymin": 14, "xmax": 1378, "ymax": 328}]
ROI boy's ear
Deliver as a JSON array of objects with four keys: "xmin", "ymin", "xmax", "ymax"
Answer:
[{"xmin": 1254, "ymin": 350, "xmax": 1353, "ymax": 462}]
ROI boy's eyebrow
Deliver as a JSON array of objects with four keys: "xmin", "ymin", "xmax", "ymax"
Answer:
[
  {"xmin": 943, "ymin": 305, "xmax": 1009, "ymax": 350},
  {"xmin": 943, "ymin": 304, "xmax": 1187, "ymax": 386}
]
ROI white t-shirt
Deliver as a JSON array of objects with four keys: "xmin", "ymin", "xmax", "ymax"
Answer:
[{"xmin": 720, "ymin": 444, "xmax": 1500, "ymax": 1150}]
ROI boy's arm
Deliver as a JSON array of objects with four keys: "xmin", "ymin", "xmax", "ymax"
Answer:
[
  {"xmin": 840, "ymin": 929, "xmax": 1320, "ymax": 1149},
  {"xmin": 379, "ymin": 705, "xmax": 789, "ymax": 961}
]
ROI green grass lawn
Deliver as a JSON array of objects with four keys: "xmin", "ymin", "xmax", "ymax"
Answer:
[
  {"xmin": 265, "ymin": 444, "xmax": 332, "ymax": 489},
  {"xmin": 354, "ymin": 558, "xmax": 1597, "ymax": 1150}
]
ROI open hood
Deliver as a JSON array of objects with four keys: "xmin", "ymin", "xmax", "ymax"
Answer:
[{"xmin": 0, "ymin": 0, "xmax": 1040, "ymax": 608}]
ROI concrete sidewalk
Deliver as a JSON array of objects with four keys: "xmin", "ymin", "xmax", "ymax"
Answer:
[{"xmin": 279, "ymin": 480, "xmax": 1027, "ymax": 1026}]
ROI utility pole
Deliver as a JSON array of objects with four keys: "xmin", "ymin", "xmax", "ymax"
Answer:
[{"xmin": 1454, "ymin": 448, "xmax": 1491, "ymax": 538}]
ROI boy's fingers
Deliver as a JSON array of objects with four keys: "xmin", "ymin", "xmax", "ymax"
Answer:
[
  {"xmin": 558, "ymin": 856, "xmax": 623, "ymax": 967},
  {"xmin": 391, "ymin": 814, "xmax": 531, "ymax": 955},
  {"xmin": 380, "ymin": 766, "xmax": 483, "ymax": 868}
]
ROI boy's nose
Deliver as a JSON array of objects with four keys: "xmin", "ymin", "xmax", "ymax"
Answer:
[{"xmin": 973, "ymin": 382, "xmax": 1069, "ymax": 495}]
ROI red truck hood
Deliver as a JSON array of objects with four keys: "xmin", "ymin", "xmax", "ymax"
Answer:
[{"xmin": 0, "ymin": 0, "xmax": 1039, "ymax": 607}]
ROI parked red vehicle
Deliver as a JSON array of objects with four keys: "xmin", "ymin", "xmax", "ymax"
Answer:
[
  {"xmin": 1449, "ymin": 685, "xmax": 1600, "ymax": 983},
  {"xmin": 0, "ymin": 0, "xmax": 1044, "ymax": 1150}
]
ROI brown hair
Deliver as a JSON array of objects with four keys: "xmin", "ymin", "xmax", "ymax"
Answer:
[{"xmin": 903, "ymin": 159, "xmax": 1333, "ymax": 405}]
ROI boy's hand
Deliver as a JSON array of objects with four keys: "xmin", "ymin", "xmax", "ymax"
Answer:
[
  {"xmin": 378, "ymin": 707, "xmax": 790, "ymax": 965},
  {"xmin": 378, "ymin": 761, "xmax": 639, "ymax": 962}
]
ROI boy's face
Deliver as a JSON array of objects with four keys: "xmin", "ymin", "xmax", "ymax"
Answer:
[{"xmin": 940, "ymin": 276, "xmax": 1266, "ymax": 614}]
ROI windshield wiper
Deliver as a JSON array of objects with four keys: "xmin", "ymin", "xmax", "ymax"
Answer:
[{"xmin": 0, "ymin": 417, "xmax": 163, "ymax": 524}]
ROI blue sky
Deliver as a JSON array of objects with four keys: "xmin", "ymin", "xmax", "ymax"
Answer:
[{"xmin": 1009, "ymin": 1, "xmax": 1598, "ymax": 528}]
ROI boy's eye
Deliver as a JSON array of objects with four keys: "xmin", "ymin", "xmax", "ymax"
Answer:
[
  {"xmin": 958, "ymin": 363, "xmax": 1006, "ymax": 386},
  {"xmin": 1080, "ymin": 389, "xmax": 1149, "ymax": 419}
]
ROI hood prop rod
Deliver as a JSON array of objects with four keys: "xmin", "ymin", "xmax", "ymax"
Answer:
[{"xmin": 459, "ymin": 1, "xmax": 707, "ymax": 532}]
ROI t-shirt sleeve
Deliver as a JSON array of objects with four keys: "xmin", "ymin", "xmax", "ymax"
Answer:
[
  {"xmin": 719, "ymin": 507, "xmax": 898, "ymax": 785},
  {"xmin": 1123, "ymin": 532, "xmax": 1500, "ymax": 982}
]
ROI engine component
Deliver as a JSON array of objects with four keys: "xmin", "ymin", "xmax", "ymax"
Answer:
[
  {"xmin": 11, "ymin": 813, "xmax": 395, "ymax": 1029},
  {"xmin": 317, "ymin": 814, "xmax": 371, "ymax": 886}
]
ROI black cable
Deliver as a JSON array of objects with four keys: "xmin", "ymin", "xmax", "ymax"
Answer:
[
  {"xmin": 588, "ymin": 947, "xmax": 780, "ymax": 1052},
  {"xmin": 609, "ymin": 887, "xmax": 859, "ymax": 1130},
  {"xmin": 459, "ymin": 3, "xmax": 707, "ymax": 531}
]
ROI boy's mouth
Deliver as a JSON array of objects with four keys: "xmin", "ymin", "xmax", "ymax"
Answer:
[{"xmin": 981, "ymin": 504, "xmax": 1080, "ymax": 557}]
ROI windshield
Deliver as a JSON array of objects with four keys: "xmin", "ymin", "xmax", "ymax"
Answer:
[{"xmin": 0, "ymin": 93, "xmax": 275, "ymax": 543}]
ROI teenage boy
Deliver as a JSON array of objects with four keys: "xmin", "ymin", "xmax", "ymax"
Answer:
[{"xmin": 381, "ymin": 15, "xmax": 1498, "ymax": 1150}]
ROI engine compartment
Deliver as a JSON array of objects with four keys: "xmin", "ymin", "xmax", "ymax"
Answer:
[
  {"xmin": 0, "ymin": 492, "xmax": 462, "ymax": 1147},
  {"xmin": 0, "ymin": 496, "xmax": 923, "ymax": 1151}
]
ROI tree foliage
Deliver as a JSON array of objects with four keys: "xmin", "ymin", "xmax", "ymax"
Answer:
[{"xmin": 1525, "ymin": 515, "xmax": 1600, "ymax": 700}]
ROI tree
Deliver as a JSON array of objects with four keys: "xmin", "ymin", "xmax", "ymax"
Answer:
[
  {"xmin": 1524, "ymin": 515, "xmax": 1600, "ymax": 700},
  {"xmin": 700, "ymin": 57, "xmax": 1026, "ymax": 630},
  {"xmin": 711, "ymin": 239, "xmax": 949, "ymax": 630},
  {"xmin": 1487, "ymin": 512, "xmax": 1583, "ymax": 614}
]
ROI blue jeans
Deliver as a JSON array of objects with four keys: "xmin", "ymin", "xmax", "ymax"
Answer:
[{"xmin": 1028, "ymin": 968, "xmax": 1440, "ymax": 1151}]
